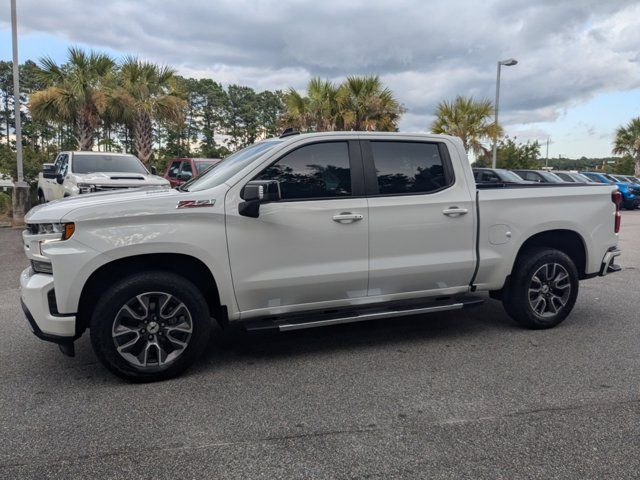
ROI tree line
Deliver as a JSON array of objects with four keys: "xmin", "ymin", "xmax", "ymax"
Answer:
[{"xmin": 1, "ymin": 46, "xmax": 639, "ymax": 185}]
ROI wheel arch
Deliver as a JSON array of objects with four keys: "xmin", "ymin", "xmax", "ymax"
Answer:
[
  {"xmin": 513, "ymin": 229, "xmax": 587, "ymax": 278},
  {"xmin": 77, "ymin": 253, "xmax": 224, "ymax": 334}
]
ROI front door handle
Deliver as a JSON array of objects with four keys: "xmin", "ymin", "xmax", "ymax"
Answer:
[
  {"xmin": 442, "ymin": 207, "xmax": 469, "ymax": 217},
  {"xmin": 333, "ymin": 212, "xmax": 364, "ymax": 223}
]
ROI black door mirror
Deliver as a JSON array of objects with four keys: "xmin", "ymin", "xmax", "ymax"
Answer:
[
  {"xmin": 55, "ymin": 174, "xmax": 64, "ymax": 185},
  {"xmin": 239, "ymin": 180, "xmax": 281, "ymax": 218},
  {"xmin": 42, "ymin": 163, "xmax": 56, "ymax": 179},
  {"xmin": 150, "ymin": 165, "xmax": 157, "ymax": 175},
  {"xmin": 177, "ymin": 172, "xmax": 192, "ymax": 182}
]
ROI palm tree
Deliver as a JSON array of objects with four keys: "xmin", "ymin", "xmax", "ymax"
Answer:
[
  {"xmin": 29, "ymin": 47, "xmax": 115, "ymax": 150},
  {"xmin": 307, "ymin": 78, "xmax": 340, "ymax": 131},
  {"xmin": 337, "ymin": 75, "xmax": 403, "ymax": 131},
  {"xmin": 282, "ymin": 76, "xmax": 403, "ymax": 133},
  {"xmin": 115, "ymin": 58, "xmax": 185, "ymax": 165},
  {"xmin": 613, "ymin": 118, "xmax": 640, "ymax": 176},
  {"xmin": 281, "ymin": 88, "xmax": 311, "ymax": 131},
  {"xmin": 430, "ymin": 96, "xmax": 501, "ymax": 157}
]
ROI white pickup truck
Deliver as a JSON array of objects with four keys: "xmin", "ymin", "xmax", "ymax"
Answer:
[
  {"xmin": 20, "ymin": 132, "xmax": 622, "ymax": 381},
  {"xmin": 37, "ymin": 151, "xmax": 169, "ymax": 203}
]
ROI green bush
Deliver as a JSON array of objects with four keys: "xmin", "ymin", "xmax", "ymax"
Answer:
[{"xmin": 0, "ymin": 191, "xmax": 11, "ymax": 216}]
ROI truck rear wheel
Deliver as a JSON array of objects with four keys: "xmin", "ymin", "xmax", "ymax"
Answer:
[
  {"xmin": 503, "ymin": 248, "xmax": 579, "ymax": 329},
  {"xmin": 90, "ymin": 271, "xmax": 212, "ymax": 382}
]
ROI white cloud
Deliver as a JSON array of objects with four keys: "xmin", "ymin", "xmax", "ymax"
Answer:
[{"xmin": 1, "ymin": 0, "xmax": 639, "ymax": 156}]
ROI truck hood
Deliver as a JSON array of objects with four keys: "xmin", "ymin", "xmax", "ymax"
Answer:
[
  {"xmin": 72, "ymin": 171, "xmax": 168, "ymax": 186},
  {"xmin": 25, "ymin": 186, "xmax": 178, "ymax": 223}
]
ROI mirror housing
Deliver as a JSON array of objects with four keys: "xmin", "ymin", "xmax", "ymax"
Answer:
[
  {"xmin": 150, "ymin": 165, "xmax": 158, "ymax": 175},
  {"xmin": 177, "ymin": 173, "xmax": 192, "ymax": 182},
  {"xmin": 55, "ymin": 174, "xmax": 64, "ymax": 185},
  {"xmin": 239, "ymin": 180, "xmax": 281, "ymax": 218},
  {"xmin": 42, "ymin": 163, "xmax": 56, "ymax": 179}
]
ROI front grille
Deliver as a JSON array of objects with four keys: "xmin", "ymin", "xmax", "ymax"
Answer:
[
  {"xmin": 93, "ymin": 185, "xmax": 136, "ymax": 191},
  {"xmin": 47, "ymin": 289, "xmax": 60, "ymax": 315}
]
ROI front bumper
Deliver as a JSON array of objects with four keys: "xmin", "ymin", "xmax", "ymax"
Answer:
[{"xmin": 20, "ymin": 267, "xmax": 76, "ymax": 338}]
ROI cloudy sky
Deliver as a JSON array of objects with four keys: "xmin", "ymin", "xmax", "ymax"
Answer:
[{"xmin": 1, "ymin": 0, "xmax": 640, "ymax": 158}]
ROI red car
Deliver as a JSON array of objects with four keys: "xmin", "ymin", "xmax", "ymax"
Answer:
[{"xmin": 163, "ymin": 158, "xmax": 222, "ymax": 187}]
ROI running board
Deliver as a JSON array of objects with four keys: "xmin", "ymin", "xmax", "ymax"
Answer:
[{"xmin": 243, "ymin": 296, "xmax": 484, "ymax": 333}]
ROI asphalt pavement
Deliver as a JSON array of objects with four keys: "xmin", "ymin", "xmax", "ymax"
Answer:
[{"xmin": 1, "ymin": 212, "xmax": 639, "ymax": 479}]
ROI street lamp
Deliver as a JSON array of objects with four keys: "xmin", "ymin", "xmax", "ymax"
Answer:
[{"xmin": 491, "ymin": 58, "xmax": 518, "ymax": 169}]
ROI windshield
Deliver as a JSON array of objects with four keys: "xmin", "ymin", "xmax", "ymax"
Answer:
[
  {"xmin": 573, "ymin": 173, "xmax": 594, "ymax": 183},
  {"xmin": 540, "ymin": 171, "xmax": 563, "ymax": 183},
  {"xmin": 72, "ymin": 154, "xmax": 147, "ymax": 174},
  {"xmin": 496, "ymin": 169, "xmax": 524, "ymax": 182},
  {"xmin": 555, "ymin": 172, "xmax": 576, "ymax": 182},
  {"xmin": 603, "ymin": 174, "xmax": 619, "ymax": 183},
  {"xmin": 180, "ymin": 140, "xmax": 282, "ymax": 192}
]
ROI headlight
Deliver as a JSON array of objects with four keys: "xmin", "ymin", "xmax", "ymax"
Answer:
[
  {"xmin": 27, "ymin": 222, "xmax": 75, "ymax": 240},
  {"xmin": 77, "ymin": 183, "xmax": 96, "ymax": 194},
  {"xmin": 31, "ymin": 223, "xmax": 63, "ymax": 235}
]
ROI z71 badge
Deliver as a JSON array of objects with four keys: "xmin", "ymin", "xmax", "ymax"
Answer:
[{"xmin": 176, "ymin": 199, "xmax": 216, "ymax": 209}]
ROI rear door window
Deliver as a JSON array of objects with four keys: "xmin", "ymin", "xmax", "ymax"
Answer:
[{"xmin": 368, "ymin": 141, "xmax": 453, "ymax": 195}]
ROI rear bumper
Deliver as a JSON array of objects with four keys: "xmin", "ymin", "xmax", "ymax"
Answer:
[
  {"xmin": 20, "ymin": 267, "xmax": 76, "ymax": 338},
  {"xmin": 600, "ymin": 247, "xmax": 622, "ymax": 276}
]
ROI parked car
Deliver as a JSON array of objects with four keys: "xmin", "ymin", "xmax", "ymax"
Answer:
[
  {"xmin": 21, "ymin": 131, "xmax": 622, "ymax": 381},
  {"xmin": 473, "ymin": 168, "xmax": 527, "ymax": 184},
  {"xmin": 164, "ymin": 158, "xmax": 222, "ymax": 187},
  {"xmin": 553, "ymin": 171, "xmax": 595, "ymax": 183},
  {"xmin": 581, "ymin": 172, "xmax": 639, "ymax": 209},
  {"xmin": 511, "ymin": 169, "xmax": 566, "ymax": 183},
  {"xmin": 610, "ymin": 174, "xmax": 640, "ymax": 193},
  {"xmin": 37, "ymin": 152, "xmax": 169, "ymax": 203},
  {"xmin": 622, "ymin": 175, "xmax": 640, "ymax": 186}
]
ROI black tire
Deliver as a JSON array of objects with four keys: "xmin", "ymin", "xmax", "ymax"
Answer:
[
  {"xmin": 503, "ymin": 248, "xmax": 579, "ymax": 329},
  {"xmin": 90, "ymin": 271, "xmax": 212, "ymax": 382}
]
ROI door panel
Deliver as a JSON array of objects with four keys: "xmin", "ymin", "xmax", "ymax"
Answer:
[
  {"xmin": 363, "ymin": 140, "xmax": 475, "ymax": 297},
  {"xmin": 225, "ymin": 140, "xmax": 369, "ymax": 316},
  {"xmin": 226, "ymin": 197, "xmax": 369, "ymax": 314}
]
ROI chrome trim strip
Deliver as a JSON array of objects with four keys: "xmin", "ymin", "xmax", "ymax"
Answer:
[{"xmin": 278, "ymin": 303, "xmax": 464, "ymax": 331}]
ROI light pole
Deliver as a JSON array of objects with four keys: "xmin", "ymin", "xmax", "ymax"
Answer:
[
  {"xmin": 11, "ymin": 0, "xmax": 29, "ymax": 226},
  {"xmin": 491, "ymin": 58, "xmax": 518, "ymax": 169}
]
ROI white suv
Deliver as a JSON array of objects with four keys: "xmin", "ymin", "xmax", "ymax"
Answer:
[{"xmin": 37, "ymin": 151, "xmax": 169, "ymax": 203}]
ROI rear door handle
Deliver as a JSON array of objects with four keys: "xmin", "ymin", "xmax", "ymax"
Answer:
[
  {"xmin": 333, "ymin": 212, "xmax": 364, "ymax": 223},
  {"xmin": 442, "ymin": 207, "xmax": 469, "ymax": 216}
]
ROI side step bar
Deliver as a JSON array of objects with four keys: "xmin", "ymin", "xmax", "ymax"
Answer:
[{"xmin": 244, "ymin": 296, "xmax": 484, "ymax": 333}]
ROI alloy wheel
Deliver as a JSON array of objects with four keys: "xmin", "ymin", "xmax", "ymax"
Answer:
[
  {"xmin": 528, "ymin": 263, "xmax": 572, "ymax": 318},
  {"xmin": 112, "ymin": 292, "xmax": 193, "ymax": 369}
]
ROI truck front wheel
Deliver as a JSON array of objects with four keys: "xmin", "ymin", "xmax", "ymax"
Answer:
[
  {"xmin": 90, "ymin": 271, "xmax": 212, "ymax": 382},
  {"xmin": 503, "ymin": 248, "xmax": 579, "ymax": 329}
]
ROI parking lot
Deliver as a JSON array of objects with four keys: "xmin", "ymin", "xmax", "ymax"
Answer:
[{"xmin": 0, "ymin": 212, "xmax": 638, "ymax": 479}]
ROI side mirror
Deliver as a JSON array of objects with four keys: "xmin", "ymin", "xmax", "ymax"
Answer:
[
  {"xmin": 150, "ymin": 166, "xmax": 158, "ymax": 175},
  {"xmin": 177, "ymin": 172, "xmax": 192, "ymax": 181},
  {"xmin": 239, "ymin": 180, "xmax": 281, "ymax": 218},
  {"xmin": 42, "ymin": 163, "xmax": 56, "ymax": 179},
  {"xmin": 55, "ymin": 174, "xmax": 64, "ymax": 185}
]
